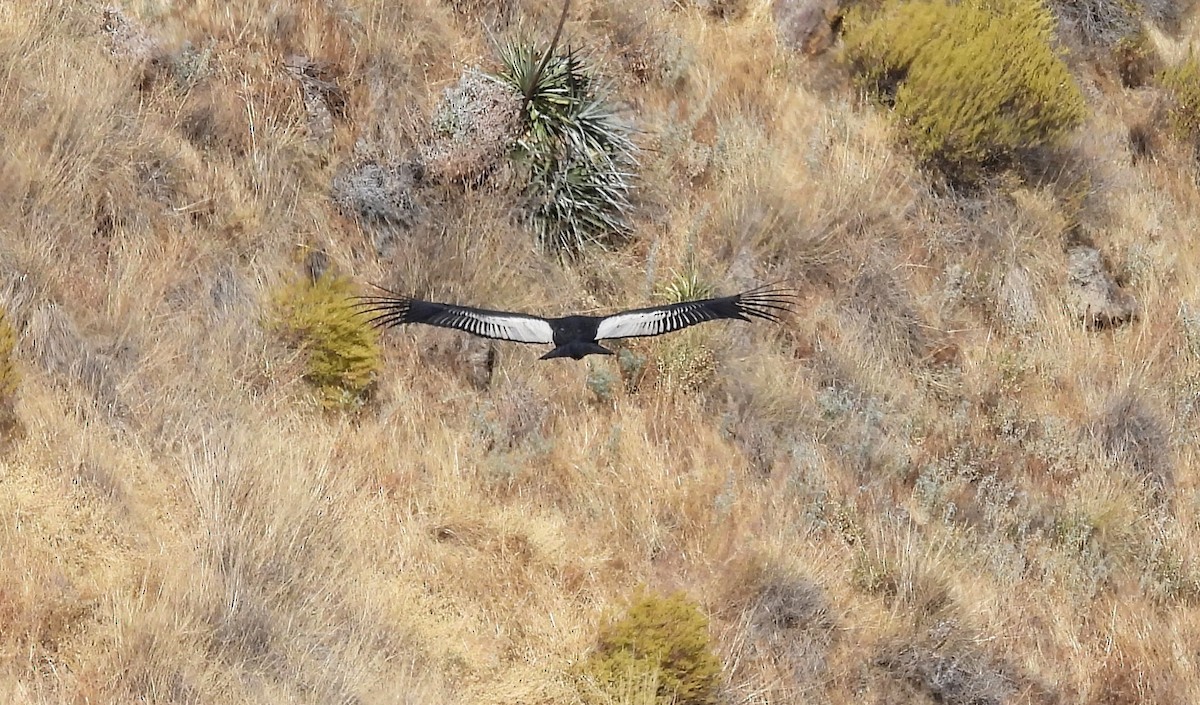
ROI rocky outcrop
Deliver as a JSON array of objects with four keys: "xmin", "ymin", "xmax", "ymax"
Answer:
[
  {"xmin": 772, "ymin": 0, "xmax": 842, "ymax": 56},
  {"xmin": 1065, "ymin": 246, "xmax": 1138, "ymax": 329}
]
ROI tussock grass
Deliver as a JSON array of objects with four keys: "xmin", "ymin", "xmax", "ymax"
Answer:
[{"xmin": 4, "ymin": 0, "xmax": 1200, "ymax": 703}]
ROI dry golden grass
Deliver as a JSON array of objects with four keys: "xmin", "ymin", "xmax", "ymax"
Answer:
[{"xmin": 3, "ymin": 1, "xmax": 1200, "ymax": 703}]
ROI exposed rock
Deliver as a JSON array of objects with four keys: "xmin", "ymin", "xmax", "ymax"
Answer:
[
  {"xmin": 772, "ymin": 0, "xmax": 841, "ymax": 56},
  {"xmin": 998, "ymin": 266, "xmax": 1039, "ymax": 331},
  {"xmin": 1065, "ymin": 246, "xmax": 1138, "ymax": 329}
]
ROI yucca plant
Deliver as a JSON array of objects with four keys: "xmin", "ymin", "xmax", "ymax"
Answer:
[
  {"xmin": 660, "ymin": 269, "xmax": 716, "ymax": 304},
  {"xmin": 492, "ymin": 39, "xmax": 638, "ymax": 257}
]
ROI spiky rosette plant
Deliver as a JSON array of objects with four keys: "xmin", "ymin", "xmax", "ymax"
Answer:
[{"xmin": 493, "ymin": 40, "xmax": 638, "ymax": 257}]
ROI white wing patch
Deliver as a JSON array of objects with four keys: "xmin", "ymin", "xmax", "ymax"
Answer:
[
  {"xmin": 453, "ymin": 312, "xmax": 554, "ymax": 344},
  {"xmin": 595, "ymin": 310, "xmax": 675, "ymax": 340}
]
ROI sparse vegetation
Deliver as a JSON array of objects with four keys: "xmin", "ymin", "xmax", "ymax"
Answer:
[
  {"xmin": 843, "ymin": 0, "xmax": 1087, "ymax": 182},
  {"xmin": 4, "ymin": 0, "xmax": 1200, "ymax": 703}
]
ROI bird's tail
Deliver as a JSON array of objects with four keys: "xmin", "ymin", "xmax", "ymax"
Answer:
[
  {"xmin": 539, "ymin": 342, "xmax": 614, "ymax": 360},
  {"xmin": 733, "ymin": 282, "xmax": 799, "ymax": 323}
]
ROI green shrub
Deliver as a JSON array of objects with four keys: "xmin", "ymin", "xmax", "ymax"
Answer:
[
  {"xmin": 1160, "ymin": 53, "xmax": 1200, "ymax": 144},
  {"xmin": 580, "ymin": 590, "xmax": 722, "ymax": 705},
  {"xmin": 0, "ymin": 307, "xmax": 18, "ymax": 441},
  {"xmin": 492, "ymin": 41, "xmax": 638, "ymax": 257},
  {"xmin": 271, "ymin": 273, "xmax": 380, "ymax": 410},
  {"xmin": 843, "ymin": 0, "xmax": 1086, "ymax": 183}
]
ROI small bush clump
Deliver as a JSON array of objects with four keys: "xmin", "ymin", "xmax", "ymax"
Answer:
[
  {"xmin": 580, "ymin": 590, "xmax": 722, "ymax": 705},
  {"xmin": 1048, "ymin": 0, "xmax": 1136, "ymax": 47},
  {"xmin": 617, "ymin": 347, "xmax": 648, "ymax": 392},
  {"xmin": 271, "ymin": 273, "xmax": 381, "ymax": 410},
  {"xmin": 492, "ymin": 41, "xmax": 638, "ymax": 257},
  {"xmin": 655, "ymin": 333, "xmax": 716, "ymax": 394},
  {"xmin": 1114, "ymin": 30, "xmax": 1161, "ymax": 88},
  {"xmin": 422, "ymin": 69, "xmax": 522, "ymax": 185},
  {"xmin": 843, "ymin": 0, "xmax": 1086, "ymax": 182},
  {"xmin": 586, "ymin": 364, "xmax": 619, "ymax": 403},
  {"xmin": 1160, "ymin": 54, "xmax": 1200, "ymax": 144},
  {"xmin": 0, "ymin": 307, "xmax": 19, "ymax": 442},
  {"xmin": 1093, "ymin": 390, "xmax": 1172, "ymax": 495}
]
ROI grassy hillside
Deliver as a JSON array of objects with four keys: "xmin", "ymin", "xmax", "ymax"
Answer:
[{"xmin": 3, "ymin": 0, "xmax": 1200, "ymax": 703}]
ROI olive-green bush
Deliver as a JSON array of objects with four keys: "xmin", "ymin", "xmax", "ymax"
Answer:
[
  {"xmin": 581, "ymin": 590, "xmax": 722, "ymax": 705},
  {"xmin": 843, "ymin": 0, "xmax": 1087, "ymax": 182},
  {"xmin": 1160, "ymin": 53, "xmax": 1200, "ymax": 144},
  {"xmin": 0, "ymin": 307, "xmax": 19, "ymax": 440},
  {"xmin": 271, "ymin": 274, "xmax": 380, "ymax": 410}
]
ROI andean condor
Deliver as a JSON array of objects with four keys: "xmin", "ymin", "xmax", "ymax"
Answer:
[{"xmin": 355, "ymin": 283, "xmax": 796, "ymax": 360}]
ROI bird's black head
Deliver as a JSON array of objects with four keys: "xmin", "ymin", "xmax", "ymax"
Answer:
[{"xmin": 539, "ymin": 342, "xmax": 614, "ymax": 360}]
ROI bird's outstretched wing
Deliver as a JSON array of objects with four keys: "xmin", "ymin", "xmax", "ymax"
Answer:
[
  {"xmin": 594, "ymin": 283, "xmax": 796, "ymax": 341},
  {"xmin": 355, "ymin": 288, "xmax": 555, "ymax": 345}
]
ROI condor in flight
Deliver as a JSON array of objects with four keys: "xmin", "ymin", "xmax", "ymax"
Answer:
[{"xmin": 356, "ymin": 283, "xmax": 796, "ymax": 360}]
